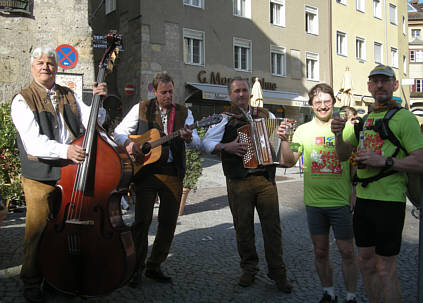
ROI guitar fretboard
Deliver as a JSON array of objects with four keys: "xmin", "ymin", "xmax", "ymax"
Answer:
[{"xmin": 150, "ymin": 122, "xmax": 198, "ymax": 149}]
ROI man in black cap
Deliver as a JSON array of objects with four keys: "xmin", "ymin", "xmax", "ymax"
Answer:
[{"xmin": 331, "ymin": 64, "xmax": 423, "ymax": 303}]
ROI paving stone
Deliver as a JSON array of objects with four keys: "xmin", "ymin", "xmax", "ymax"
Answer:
[{"xmin": 0, "ymin": 156, "xmax": 419, "ymax": 302}]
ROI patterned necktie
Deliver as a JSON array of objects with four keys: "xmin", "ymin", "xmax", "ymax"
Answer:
[{"xmin": 48, "ymin": 90, "xmax": 62, "ymax": 131}]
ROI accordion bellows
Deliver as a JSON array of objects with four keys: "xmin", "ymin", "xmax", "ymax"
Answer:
[{"xmin": 238, "ymin": 118, "xmax": 283, "ymax": 168}]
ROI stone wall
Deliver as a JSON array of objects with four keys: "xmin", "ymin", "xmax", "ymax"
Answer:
[{"xmin": 0, "ymin": 0, "xmax": 95, "ymax": 104}]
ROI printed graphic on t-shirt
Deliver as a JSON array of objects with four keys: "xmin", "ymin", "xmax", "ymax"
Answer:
[
  {"xmin": 364, "ymin": 119, "xmax": 384, "ymax": 155},
  {"xmin": 310, "ymin": 135, "xmax": 342, "ymax": 175},
  {"xmin": 364, "ymin": 132, "xmax": 384, "ymax": 155}
]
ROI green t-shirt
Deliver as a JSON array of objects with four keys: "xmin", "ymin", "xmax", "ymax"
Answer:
[
  {"xmin": 344, "ymin": 108, "xmax": 423, "ymax": 202},
  {"xmin": 292, "ymin": 119, "xmax": 351, "ymax": 207}
]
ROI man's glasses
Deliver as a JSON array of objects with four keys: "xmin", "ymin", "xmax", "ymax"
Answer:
[
  {"xmin": 313, "ymin": 100, "xmax": 333, "ymax": 107},
  {"xmin": 368, "ymin": 78, "xmax": 393, "ymax": 85}
]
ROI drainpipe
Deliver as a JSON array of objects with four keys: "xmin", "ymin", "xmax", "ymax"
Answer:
[
  {"xmin": 384, "ymin": 0, "xmax": 388, "ymax": 64},
  {"xmin": 328, "ymin": 0, "xmax": 333, "ymax": 87}
]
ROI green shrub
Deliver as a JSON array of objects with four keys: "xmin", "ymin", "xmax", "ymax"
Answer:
[
  {"xmin": 183, "ymin": 127, "xmax": 205, "ymax": 190},
  {"xmin": 0, "ymin": 102, "xmax": 24, "ymax": 206}
]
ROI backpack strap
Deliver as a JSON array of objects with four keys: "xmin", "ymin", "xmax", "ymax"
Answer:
[
  {"xmin": 352, "ymin": 106, "xmax": 408, "ymax": 186},
  {"xmin": 352, "ymin": 169, "xmax": 397, "ymax": 187},
  {"xmin": 379, "ymin": 107, "xmax": 408, "ymax": 156},
  {"xmin": 354, "ymin": 114, "xmax": 367, "ymax": 141}
]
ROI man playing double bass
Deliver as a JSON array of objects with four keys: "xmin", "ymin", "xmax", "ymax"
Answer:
[
  {"xmin": 11, "ymin": 47, "xmax": 107, "ymax": 303},
  {"xmin": 113, "ymin": 71, "xmax": 200, "ymax": 287}
]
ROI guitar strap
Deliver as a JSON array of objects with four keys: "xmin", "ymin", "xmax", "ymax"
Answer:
[{"xmin": 167, "ymin": 103, "xmax": 176, "ymax": 134}]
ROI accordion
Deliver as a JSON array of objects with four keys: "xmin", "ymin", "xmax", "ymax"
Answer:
[{"xmin": 238, "ymin": 118, "xmax": 283, "ymax": 168}]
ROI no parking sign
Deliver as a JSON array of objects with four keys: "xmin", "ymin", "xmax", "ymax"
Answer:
[{"xmin": 56, "ymin": 44, "xmax": 78, "ymax": 69}]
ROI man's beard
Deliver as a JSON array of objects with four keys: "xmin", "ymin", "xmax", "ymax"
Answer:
[
  {"xmin": 374, "ymin": 93, "xmax": 392, "ymax": 104},
  {"xmin": 373, "ymin": 92, "xmax": 397, "ymax": 112}
]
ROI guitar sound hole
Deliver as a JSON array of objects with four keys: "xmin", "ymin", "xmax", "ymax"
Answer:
[{"xmin": 141, "ymin": 142, "xmax": 151, "ymax": 154}]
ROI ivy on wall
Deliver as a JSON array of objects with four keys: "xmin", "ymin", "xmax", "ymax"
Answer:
[{"xmin": 0, "ymin": 102, "xmax": 24, "ymax": 206}]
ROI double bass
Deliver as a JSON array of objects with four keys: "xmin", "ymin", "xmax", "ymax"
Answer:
[{"xmin": 38, "ymin": 32, "xmax": 136, "ymax": 296}]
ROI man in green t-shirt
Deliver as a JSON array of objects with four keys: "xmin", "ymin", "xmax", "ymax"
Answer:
[
  {"xmin": 278, "ymin": 83, "xmax": 358, "ymax": 303},
  {"xmin": 331, "ymin": 65, "xmax": 423, "ymax": 303}
]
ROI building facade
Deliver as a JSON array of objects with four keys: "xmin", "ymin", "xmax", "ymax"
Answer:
[
  {"xmin": 332, "ymin": 0, "xmax": 410, "ymax": 113},
  {"xmin": 0, "ymin": 0, "xmax": 97, "ymax": 105},
  {"xmin": 408, "ymin": 0, "xmax": 423, "ymax": 125},
  {"xmin": 90, "ymin": 0, "xmax": 336, "ymax": 123}
]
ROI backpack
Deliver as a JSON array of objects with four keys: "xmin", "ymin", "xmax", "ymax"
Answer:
[{"xmin": 353, "ymin": 107, "xmax": 422, "ymax": 208}]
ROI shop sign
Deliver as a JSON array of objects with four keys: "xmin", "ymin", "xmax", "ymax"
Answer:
[
  {"xmin": 0, "ymin": 0, "xmax": 30, "ymax": 14},
  {"xmin": 197, "ymin": 70, "xmax": 277, "ymax": 90}
]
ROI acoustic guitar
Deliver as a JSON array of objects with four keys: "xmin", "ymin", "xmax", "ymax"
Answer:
[{"xmin": 128, "ymin": 114, "xmax": 222, "ymax": 174}]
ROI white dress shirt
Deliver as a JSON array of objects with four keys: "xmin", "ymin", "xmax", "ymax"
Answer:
[
  {"xmin": 201, "ymin": 108, "xmax": 275, "ymax": 154},
  {"xmin": 11, "ymin": 84, "xmax": 106, "ymax": 160},
  {"xmin": 113, "ymin": 103, "xmax": 201, "ymax": 162}
]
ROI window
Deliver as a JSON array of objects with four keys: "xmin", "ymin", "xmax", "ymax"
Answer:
[
  {"xmin": 356, "ymin": 37, "xmax": 366, "ymax": 60},
  {"xmin": 270, "ymin": 0, "xmax": 285, "ymax": 27},
  {"xmin": 233, "ymin": 0, "xmax": 251, "ymax": 18},
  {"xmin": 403, "ymin": 56, "xmax": 407, "ymax": 75},
  {"xmin": 412, "ymin": 79, "xmax": 423, "ymax": 93},
  {"xmin": 412, "ymin": 29, "xmax": 421, "ymax": 38},
  {"xmin": 410, "ymin": 50, "xmax": 415, "ymax": 62},
  {"xmin": 391, "ymin": 47, "xmax": 398, "ymax": 68},
  {"xmin": 336, "ymin": 31, "xmax": 347, "ymax": 56},
  {"xmin": 184, "ymin": 0, "xmax": 204, "ymax": 8},
  {"xmin": 306, "ymin": 52, "xmax": 319, "ymax": 81},
  {"xmin": 233, "ymin": 37, "xmax": 252, "ymax": 71},
  {"xmin": 305, "ymin": 6, "xmax": 318, "ymax": 35},
  {"xmin": 389, "ymin": 4, "xmax": 397, "ymax": 25},
  {"xmin": 356, "ymin": 0, "xmax": 365, "ymax": 12},
  {"xmin": 105, "ymin": 0, "xmax": 116, "ymax": 14},
  {"xmin": 403, "ymin": 16, "xmax": 406, "ymax": 35},
  {"xmin": 270, "ymin": 45, "xmax": 286, "ymax": 76},
  {"xmin": 373, "ymin": 0, "xmax": 382, "ymax": 18},
  {"xmin": 374, "ymin": 42, "xmax": 383, "ymax": 63},
  {"xmin": 410, "ymin": 50, "xmax": 423, "ymax": 63},
  {"xmin": 183, "ymin": 29, "xmax": 204, "ymax": 65}
]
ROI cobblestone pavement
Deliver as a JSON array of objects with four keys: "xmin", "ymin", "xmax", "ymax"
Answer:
[{"xmin": 0, "ymin": 155, "xmax": 420, "ymax": 302}]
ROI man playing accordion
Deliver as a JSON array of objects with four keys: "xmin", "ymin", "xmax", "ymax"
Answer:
[{"xmin": 201, "ymin": 77, "xmax": 292, "ymax": 293}]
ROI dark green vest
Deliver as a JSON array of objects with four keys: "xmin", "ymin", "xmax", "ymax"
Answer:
[
  {"xmin": 221, "ymin": 105, "xmax": 276, "ymax": 181},
  {"xmin": 136, "ymin": 98, "xmax": 188, "ymax": 180},
  {"xmin": 14, "ymin": 81, "xmax": 83, "ymax": 181}
]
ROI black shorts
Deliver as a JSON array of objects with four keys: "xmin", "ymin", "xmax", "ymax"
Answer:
[{"xmin": 353, "ymin": 198, "xmax": 405, "ymax": 256}]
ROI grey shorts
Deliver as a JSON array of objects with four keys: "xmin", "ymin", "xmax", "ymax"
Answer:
[{"xmin": 305, "ymin": 205, "xmax": 353, "ymax": 240}]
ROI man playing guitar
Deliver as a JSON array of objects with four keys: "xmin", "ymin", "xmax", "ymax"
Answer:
[{"xmin": 113, "ymin": 71, "xmax": 200, "ymax": 287}]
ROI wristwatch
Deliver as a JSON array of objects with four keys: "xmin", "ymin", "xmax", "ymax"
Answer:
[
  {"xmin": 385, "ymin": 157, "xmax": 394, "ymax": 169},
  {"xmin": 220, "ymin": 143, "xmax": 225, "ymax": 151}
]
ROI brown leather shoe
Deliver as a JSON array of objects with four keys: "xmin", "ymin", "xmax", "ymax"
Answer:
[
  {"xmin": 145, "ymin": 268, "xmax": 172, "ymax": 283},
  {"xmin": 128, "ymin": 270, "xmax": 142, "ymax": 288},
  {"xmin": 274, "ymin": 277, "xmax": 293, "ymax": 293},
  {"xmin": 238, "ymin": 272, "xmax": 255, "ymax": 287},
  {"xmin": 23, "ymin": 287, "xmax": 45, "ymax": 303}
]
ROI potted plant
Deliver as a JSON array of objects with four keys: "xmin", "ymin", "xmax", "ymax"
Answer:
[
  {"xmin": 0, "ymin": 102, "xmax": 24, "ymax": 226},
  {"xmin": 178, "ymin": 128, "xmax": 205, "ymax": 216}
]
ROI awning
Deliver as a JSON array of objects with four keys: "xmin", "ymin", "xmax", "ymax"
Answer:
[
  {"xmin": 186, "ymin": 82, "xmax": 309, "ymax": 107},
  {"xmin": 187, "ymin": 82, "xmax": 230, "ymax": 101}
]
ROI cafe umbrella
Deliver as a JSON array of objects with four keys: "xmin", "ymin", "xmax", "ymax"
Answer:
[
  {"xmin": 250, "ymin": 77, "xmax": 264, "ymax": 108},
  {"xmin": 337, "ymin": 67, "xmax": 353, "ymax": 107}
]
